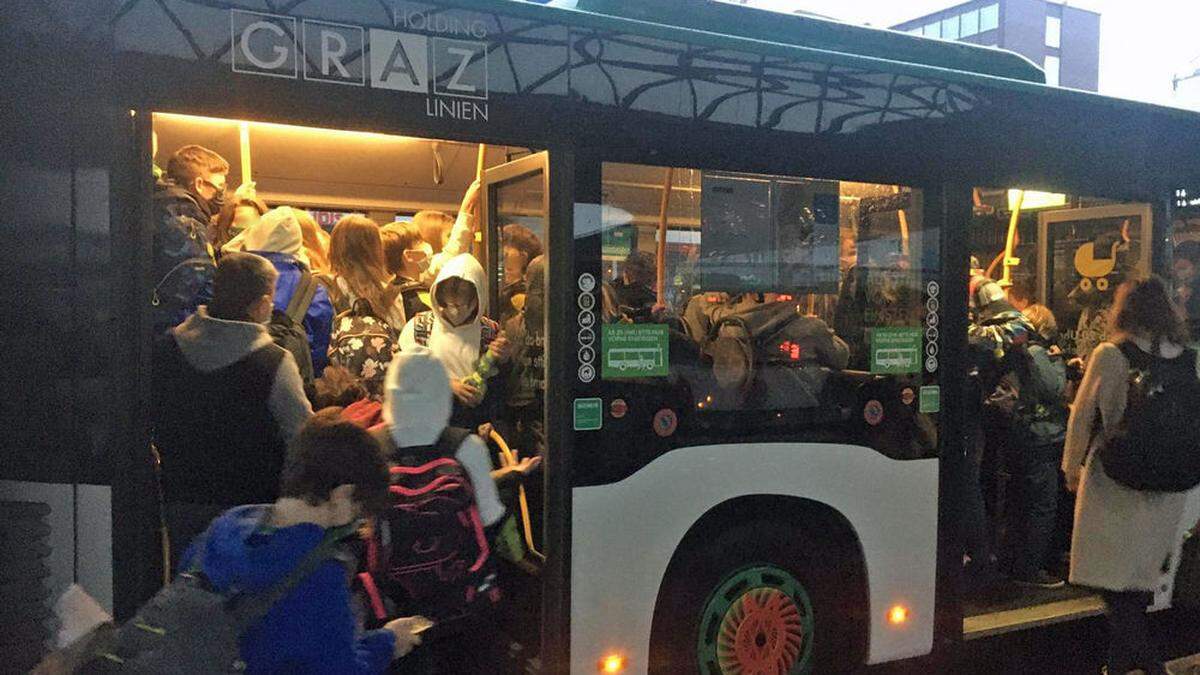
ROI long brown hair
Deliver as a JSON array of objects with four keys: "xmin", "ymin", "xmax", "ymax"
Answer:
[
  {"xmin": 294, "ymin": 209, "xmax": 331, "ymax": 273},
  {"xmin": 329, "ymin": 215, "xmax": 390, "ymax": 313},
  {"xmin": 1110, "ymin": 275, "xmax": 1188, "ymax": 347}
]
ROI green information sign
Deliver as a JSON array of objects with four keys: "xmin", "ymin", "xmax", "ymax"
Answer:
[
  {"xmin": 602, "ymin": 324, "xmax": 669, "ymax": 378},
  {"xmin": 602, "ymin": 224, "xmax": 634, "ymax": 259},
  {"xmin": 870, "ymin": 327, "xmax": 922, "ymax": 374},
  {"xmin": 919, "ymin": 386, "xmax": 941, "ymax": 413},
  {"xmin": 573, "ymin": 398, "xmax": 603, "ymax": 431}
]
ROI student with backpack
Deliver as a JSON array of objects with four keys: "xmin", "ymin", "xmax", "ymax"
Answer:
[
  {"xmin": 53, "ymin": 414, "xmax": 426, "ymax": 674},
  {"xmin": 1000, "ymin": 306, "xmax": 1070, "ymax": 589},
  {"xmin": 233, "ymin": 206, "xmax": 335, "ymax": 380},
  {"xmin": 397, "ymin": 253, "xmax": 512, "ymax": 431},
  {"xmin": 364, "ymin": 350, "xmax": 508, "ymax": 673},
  {"xmin": 1064, "ymin": 275, "xmax": 1200, "ymax": 675}
]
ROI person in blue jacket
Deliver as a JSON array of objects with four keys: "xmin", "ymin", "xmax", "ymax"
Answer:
[
  {"xmin": 180, "ymin": 413, "xmax": 428, "ymax": 673},
  {"xmin": 229, "ymin": 206, "xmax": 335, "ymax": 376}
]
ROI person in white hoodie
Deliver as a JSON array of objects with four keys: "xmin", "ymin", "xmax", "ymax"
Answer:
[{"xmin": 398, "ymin": 253, "xmax": 511, "ymax": 430}]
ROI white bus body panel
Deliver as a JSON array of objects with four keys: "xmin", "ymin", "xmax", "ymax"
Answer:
[{"xmin": 570, "ymin": 443, "xmax": 938, "ymax": 673}]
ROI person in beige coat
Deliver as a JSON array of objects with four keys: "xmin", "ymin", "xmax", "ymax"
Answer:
[{"xmin": 1063, "ymin": 276, "xmax": 1196, "ymax": 675}]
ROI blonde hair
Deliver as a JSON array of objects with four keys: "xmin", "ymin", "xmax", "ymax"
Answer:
[
  {"xmin": 294, "ymin": 209, "xmax": 331, "ymax": 273},
  {"xmin": 413, "ymin": 211, "xmax": 455, "ymax": 253},
  {"xmin": 329, "ymin": 215, "xmax": 391, "ymax": 314},
  {"xmin": 1022, "ymin": 304, "xmax": 1057, "ymax": 339}
]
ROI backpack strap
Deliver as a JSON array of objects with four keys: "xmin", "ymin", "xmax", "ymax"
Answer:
[
  {"xmin": 413, "ymin": 312, "xmax": 434, "ymax": 346},
  {"xmin": 228, "ymin": 527, "xmax": 348, "ymax": 632},
  {"xmin": 285, "ymin": 272, "xmax": 318, "ymax": 324},
  {"xmin": 435, "ymin": 426, "xmax": 472, "ymax": 459}
]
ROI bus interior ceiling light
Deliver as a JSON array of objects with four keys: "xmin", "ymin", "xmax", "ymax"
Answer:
[
  {"xmin": 152, "ymin": 111, "xmax": 430, "ymax": 144},
  {"xmin": 1008, "ymin": 189, "xmax": 1066, "ymax": 211},
  {"xmin": 599, "ymin": 653, "xmax": 627, "ymax": 673}
]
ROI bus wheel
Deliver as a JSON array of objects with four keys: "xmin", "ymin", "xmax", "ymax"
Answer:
[
  {"xmin": 649, "ymin": 521, "xmax": 864, "ymax": 675},
  {"xmin": 698, "ymin": 565, "xmax": 814, "ymax": 674}
]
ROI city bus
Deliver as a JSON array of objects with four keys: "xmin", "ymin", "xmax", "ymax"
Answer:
[{"xmin": 5, "ymin": 0, "xmax": 1200, "ymax": 672}]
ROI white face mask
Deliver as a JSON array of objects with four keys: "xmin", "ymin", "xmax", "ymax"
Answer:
[{"xmin": 406, "ymin": 243, "xmax": 433, "ymax": 273}]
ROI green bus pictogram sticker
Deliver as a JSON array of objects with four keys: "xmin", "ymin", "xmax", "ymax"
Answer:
[
  {"xmin": 919, "ymin": 386, "xmax": 941, "ymax": 413},
  {"xmin": 870, "ymin": 327, "xmax": 922, "ymax": 374},
  {"xmin": 573, "ymin": 398, "xmax": 603, "ymax": 431},
  {"xmin": 602, "ymin": 324, "xmax": 669, "ymax": 378}
]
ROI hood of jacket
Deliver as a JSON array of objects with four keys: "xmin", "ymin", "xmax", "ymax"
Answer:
[
  {"xmin": 424, "ymin": 253, "xmax": 487, "ymax": 380},
  {"xmin": 193, "ymin": 505, "xmax": 326, "ymax": 594},
  {"xmin": 383, "ymin": 349, "xmax": 452, "ymax": 448},
  {"xmin": 173, "ymin": 306, "xmax": 273, "ymax": 372},
  {"xmin": 226, "ymin": 206, "xmax": 310, "ymax": 268}
]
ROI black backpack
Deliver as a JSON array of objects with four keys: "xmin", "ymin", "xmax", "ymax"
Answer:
[
  {"xmin": 1099, "ymin": 341, "xmax": 1200, "ymax": 492},
  {"xmin": 360, "ymin": 427, "xmax": 499, "ymax": 626},
  {"xmin": 267, "ymin": 272, "xmax": 318, "ymax": 394},
  {"xmin": 62, "ymin": 531, "xmax": 342, "ymax": 673}
]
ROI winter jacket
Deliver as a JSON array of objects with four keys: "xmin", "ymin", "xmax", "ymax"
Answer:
[
  {"xmin": 153, "ymin": 307, "xmax": 312, "ymax": 506},
  {"xmin": 258, "ymin": 252, "xmax": 334, "ymax": 376},
  {"xmin": 1064, "ymin": 336, "xmax": 1197, "ymax": 591},
  {"xmin": 152, "ymin": 182, "xmax": 215, "ymax": 334},
  {"xmin": 179, "ymin": 505, "xmax": 395, "ymax": 674}
]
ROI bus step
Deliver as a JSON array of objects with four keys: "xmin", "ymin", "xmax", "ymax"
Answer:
[{"xmin": 963, "ymin": 595, "xmax": 1106, "ymax": 640}]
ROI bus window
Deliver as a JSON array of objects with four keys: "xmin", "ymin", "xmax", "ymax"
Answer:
[
  {"xmin": 1171, "ymin": 196, "xmax": 1200, "ymax": 343},
  {"xmin": 594, "ymin": 163, "xmax": 939, "ymax": 462}
]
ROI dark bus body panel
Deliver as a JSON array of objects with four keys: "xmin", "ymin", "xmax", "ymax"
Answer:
[{"xmin": 3, "ymin": 0, "xmax": 1199, "ymax": 668}]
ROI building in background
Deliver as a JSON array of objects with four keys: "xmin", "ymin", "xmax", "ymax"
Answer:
[{"xmin": 891, "ymin": 1, "xmax": 1099, "ymax": 90}]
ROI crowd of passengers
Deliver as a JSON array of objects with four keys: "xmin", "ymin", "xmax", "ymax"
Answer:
[
  {"xmin": 963, "ymin": 255, "xmax": 1200, "ymax": 675},
  {"xmin": 127, "ymin": 143, "xmax": 1198, "ymax": 675},
  {"xmin": 147, "ymin": 144, "xmax": 547, "ymax": 673}
]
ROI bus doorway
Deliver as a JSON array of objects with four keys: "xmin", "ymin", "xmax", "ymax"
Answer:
[
  {"xmin": 149, "ymin": 112, "xmax": 551, "ymax": 669},
  {"xmin": 961, "ymin": 187, "xmax": 1156, "ymax": 639}
]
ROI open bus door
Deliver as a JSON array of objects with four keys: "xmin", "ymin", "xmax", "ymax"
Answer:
[
  {"xmin": 480, "ymin": 151, "xmax": 550, "ymax": 318},
  {"xmin": 477, "ymin": 150, "xmax": 552, "ymax": 667}
]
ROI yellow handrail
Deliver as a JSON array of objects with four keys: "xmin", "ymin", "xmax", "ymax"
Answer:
[{"xmin": 489, "ymin": 430, "xmax": 545, "ymax": 561}]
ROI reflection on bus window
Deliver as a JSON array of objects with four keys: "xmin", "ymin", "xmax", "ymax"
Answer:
[{"xmin": 599, "ymin": 163, "xmax": 939, "ymax": 458}]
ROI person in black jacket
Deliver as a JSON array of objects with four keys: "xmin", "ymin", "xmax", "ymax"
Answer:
[
  {"xmin": 153, "ymin": 252, "xmax": 313, "ymax": 569},
  {"xmin": 151, "ymin": 144, "xmax": 230, "ymax": 334}
]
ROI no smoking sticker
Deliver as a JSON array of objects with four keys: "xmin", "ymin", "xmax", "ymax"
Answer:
[
  {"xmin": 864, "ymin": 400, "xmax": 885, "ymax": 426},
  {"xmin": 653, "ymin": 408, "xmax": 678, "ymax": 437}
]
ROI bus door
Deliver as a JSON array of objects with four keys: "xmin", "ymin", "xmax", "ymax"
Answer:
[
  {"xmin": 480, "ymin": 151, "xmax": 550, "ymax": 318},
  {"xmin": 478, "ymin": 150, "xmax": 551, "ymax": 661}
]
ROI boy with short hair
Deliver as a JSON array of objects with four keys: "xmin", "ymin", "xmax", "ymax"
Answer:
[
  {"xmin": 179, "ymin": 413, "xmax": 427, "ymax": 673},
  {"xmin": 381, "ymin": 222, "xmax": 433, "ymax": 321}
]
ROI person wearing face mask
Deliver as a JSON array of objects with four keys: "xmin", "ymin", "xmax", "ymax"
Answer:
[
  {"xmin": 176, "ymin": 414, "xmax": 427, "ymax": 673},
  {"xmin": 397, "ymin": 253, "xmax": 512, "ymax": 431},
  {"xmin": 153, "ymin": 252, "xmax": 313, "ymax": 569},
  {"xmin": 381, "ymin": 221, "xmax": 433, "ymax": 321},
  {"xmin": 152, "ymin": 144, "xmax": 231, "ymax": 334}
]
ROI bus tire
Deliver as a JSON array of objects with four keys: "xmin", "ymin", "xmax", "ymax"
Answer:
[{"xmin": 648, "ymin": 519, "xmax": 866, "ymax": 675}]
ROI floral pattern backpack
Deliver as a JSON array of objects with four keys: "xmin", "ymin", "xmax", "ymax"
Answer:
[{"xmin": 329, "ymin": 298, "xmax": 397, "ymax": 398}]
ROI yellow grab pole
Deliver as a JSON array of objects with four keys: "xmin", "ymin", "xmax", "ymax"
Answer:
[
  {"xmin": 656, "ymin": 167, "xmax": 674, "ymax": 306},
  {"xmin": 1000, "ymin": 189, "xmax": 1025, "ymax": 287},
  {"xmin": 238, "ymin": 121, "xmax": 252, "ymax": 184}
]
